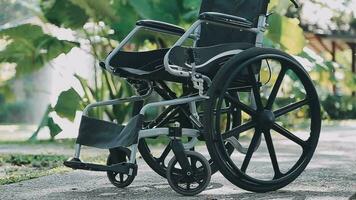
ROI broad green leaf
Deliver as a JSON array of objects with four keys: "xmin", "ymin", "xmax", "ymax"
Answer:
[
  {"xmin": 183, "ymin": 0, "xmax": 201, "ymax": 10},
  {"xmin": 110, "ymin": 1, "xmax": 140, "ymax": 40},
  {"xmin": 70, "ymin": 0, "xmax": 119, "ymax": 23},
  {"xmin": 47, "ymin": 117, "xmax": 62, "ymax": 138},
  {"xmin": 40, "ymin": 0, "xmax": 89, "ymax": 29},
  {"xmin": 54, "ymin": 88, "xmax": 81, "ymax": 121},
  {"xmin": 266, "ymin": 14, "xmax": 306, "ymax": 54},
  {"xmin": 29, "ymin": 105, "xmax": 62, "ymax": 140},
  {"xmin": 129, "ymin": 0, "xmax": 179, "ymax": 24},
  {"xmin": 0, "ymin": 24, "xmax": 77, "ymax": 76}
]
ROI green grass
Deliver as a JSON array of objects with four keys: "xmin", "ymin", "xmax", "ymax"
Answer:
[
  {"xmin": 0, "ymin": 139, "xmax": 76, "ymax": 147},
  {"xmin": 0, "ymin": 154, "xmax": 70, "ymax": 185},
  {"xmin": 0, "ymin": 153, "xmax": 107, "ymax": 185}
]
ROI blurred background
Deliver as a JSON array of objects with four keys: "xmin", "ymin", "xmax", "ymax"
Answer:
[{"xmin": 0, "ymin": 0, "xmax": 355, "ymax": 141}]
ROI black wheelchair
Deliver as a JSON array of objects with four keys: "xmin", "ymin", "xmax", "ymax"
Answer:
[{"xmin": 64, "ymin": 0, "xmax": 321, "ymax": 196}]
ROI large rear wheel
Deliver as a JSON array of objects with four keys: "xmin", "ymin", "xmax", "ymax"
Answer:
[{"xmin": 204, "ymin": 50, "xmax": 321, "ymax": 192}]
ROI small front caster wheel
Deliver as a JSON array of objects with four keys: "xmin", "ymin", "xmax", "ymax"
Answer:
[
  {"xmin": 166, "ymin": 151, "xmax": 211, "ymax": 196},
  {"xmin": 107, "ymin": 148, "xmax": 135, "ymax": 188}
]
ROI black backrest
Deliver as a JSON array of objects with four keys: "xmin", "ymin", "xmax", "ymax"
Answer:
[{"xmin": 197, "ymin": 0, "xmax": 265, "ymax": 47}]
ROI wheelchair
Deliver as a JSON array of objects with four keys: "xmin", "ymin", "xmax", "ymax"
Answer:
[{"xmin": 64, "ymin": 0, "xmax": 321, "ymax": 196}]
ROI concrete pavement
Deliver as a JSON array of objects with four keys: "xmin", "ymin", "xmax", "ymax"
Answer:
[{"xmin": 0, "ymin": 123, "xmax": 355, "ymax": 200}]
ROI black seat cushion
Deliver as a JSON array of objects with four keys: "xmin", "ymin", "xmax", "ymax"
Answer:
[
  {"xmin": 109, "ymin": 48, "xmax": 189, "ymax": 82},
  {"xmin": 109, "ymin": 43, "xmax": 253, "ymax": 82}
]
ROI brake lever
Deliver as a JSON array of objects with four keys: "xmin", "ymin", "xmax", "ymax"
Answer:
[{"xmin": 290, "ymin": 0, "xmax": 299, "ymax": 8}]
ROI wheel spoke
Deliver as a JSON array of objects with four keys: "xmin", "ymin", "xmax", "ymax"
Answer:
[
  {"xmin": 158, "ymin": 142, "xmax": 172, "ymax": 163},
  {"xmin": 224, "ymin": 93, "xmax": 256, "ymax": 116},
  {"xmin": 176, "ymin": 174, "xmax": 186, "ymax": 182},
  {"xmin": 222, "ymin": 121, "xmax": 255, "ymax": 140},
  {"xmin": 190, "ymin": 156, "xmax": 197, "ymax": 171},
  {"xmin": 274, "ymin": 99, "xmax": 309, "ymax": 118},
  {"xmin": 119, "ymin": 173, "xmax": 124, "ymax": 183},
  {"xmin": 241, "ymin": 130, "xmax": 262, "ymax": 172},
  {"xmin": 272, "ymin": 123, "xmax": 306, "ymax": 148},
  {"xmin": 265, "ymin": 68, "xmax": 287, "ymax": 110},
  {"xmin": 248, "ymin": 67, "xmax": 264, "ymax": 110},
  {"xmin": 147, "ymin": 105, "xmax": 177, "ymax": 128},
  {"xmin": 263, "ymin": 131, "xmax": 282, "ymax": 178}
]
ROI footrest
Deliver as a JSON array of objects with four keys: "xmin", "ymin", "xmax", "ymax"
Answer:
[
  {"xmin": 76, "ymin": 114, "xmax": 144, "ymax": 149},
  {"xmin": 64, "ymin": 158, "xmax": 137, "ymax": 176}
]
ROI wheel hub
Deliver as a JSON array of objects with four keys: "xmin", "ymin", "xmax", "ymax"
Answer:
[{"xmin": 256, "ymin": 110, "xmax": 275, "ymax": 131}]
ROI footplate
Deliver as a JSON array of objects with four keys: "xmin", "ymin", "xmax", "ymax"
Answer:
[{"xmin": 64, "ymin": 158, "xmax": 137, "ymax": 176}]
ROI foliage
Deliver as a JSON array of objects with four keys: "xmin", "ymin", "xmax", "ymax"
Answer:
[
  {"xmin": 29, "ymin": 105, "xmax": 62, "ymax": 141},
  {"xmin": 266, "ymin": 14, "xmax": 306, "ymax": 54},
  {"xmin": 0, "ymin": 96, "xmax": 32, "ymax": 123},
  {"xmin": 40, "ymin": 0, "xmax": 89, "ymax": 29},
  {"xmin": 267, "ymin": 0, "xmax": 307, "ymax": 54},
  {"xmin": 322, "ymin": 95, "xmax": 356, "ymax": 119},
  {"xmin": 54, "ymin": 88, "xmax": 81, "ymax": 122},
  {"xmin": 0, "ymin": 0, "xmax": 36, "ymax": 25},
  {"xmin": 0, "ymin": 24, "xmax": 77, "ymax": 76},
  {"xmin": 296, "ymin": 0, "xmax": 356, "ymax": 33},
  {"xmin": 0, "ymin": 154, "xmax": 67, "ymax": 168}
]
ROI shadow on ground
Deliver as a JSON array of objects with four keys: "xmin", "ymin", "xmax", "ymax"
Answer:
[{"xmin": 48, "ymin": 181, "xmax": 354, "ymax": 200}]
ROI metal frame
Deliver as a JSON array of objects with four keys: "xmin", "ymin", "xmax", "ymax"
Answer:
[{"xmin": 73, "ymin": 13, "xmax": 268, "ymax": 175}]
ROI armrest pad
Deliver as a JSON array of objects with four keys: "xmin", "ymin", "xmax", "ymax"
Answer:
[
  {"xmin": 199, "ymin": 12, "xmax": 253, "ymax": 28},
  {"xmin": 136, "ymin": 20, "xmax": 185, "ymax": 35}
]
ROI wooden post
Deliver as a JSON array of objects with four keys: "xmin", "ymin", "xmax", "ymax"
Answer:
[
  {"xmin": 331, "ymin": 41, "xmax": 337, "ymax": 95},
  {"xmin": 351, "ymin": 43, "xmax": 356, "ymax": 96}
]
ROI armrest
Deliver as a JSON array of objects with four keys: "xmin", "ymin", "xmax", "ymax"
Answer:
[
  {"xmin": 136, "ymin": 20, "xmax": 185, "ymax": 35},
  {"xmin": 199, "ymin": 12, "xmax": 253, "ymax": 29}
]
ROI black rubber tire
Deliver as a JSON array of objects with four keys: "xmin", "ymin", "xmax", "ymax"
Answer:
[
  {"xmin": 106, "ymin": 149, "xmax": 135, "ymax": 188},
  {"xmin": 204, "ymin": 48, "xmax": 321, "ymax": 192},
  {"xmin": 166, "ymin": 151, "xmax": 211, "ymax": 196}
]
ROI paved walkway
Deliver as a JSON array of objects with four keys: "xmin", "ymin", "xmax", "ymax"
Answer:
[{"xmin": 0, "ymin": 123, "xmax": 355, "ymax": 200}]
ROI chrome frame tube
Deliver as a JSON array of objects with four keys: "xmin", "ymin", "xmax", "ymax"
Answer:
[
  {"xmin": 82, "ymin": 83, "xmax": 152, "ymax": 116},
  {"xmin": 105, "ymin": 26, "xmax": 142, "ymax": 72},
  {"xmin": 140, "ymin": 96, "xmax": 206, "ymax": 116},
  {"xmin": 163, "ymin": 20, "xmax": 203, "ymax": 77},
  {"xmin": 255, "ymin": 15, "xmax": 267, "ymax": 47},
  {"xmin": 138, "ymin": 128, "xmax": 200, "ymax": 149}
]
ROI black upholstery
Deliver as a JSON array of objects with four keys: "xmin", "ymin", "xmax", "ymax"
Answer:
[
  {"xmin": 109, "ymin": 43, "xmax": 253, "ymax": 81},
  {"xmin": 136, "ymin": 20, "xmax": 185, "ymax": 35},
  {"xmin": 199, "ymin": 12, "xmax": 253, "ymax": 28},
  {"xmin": 198, "ymin": 0, "xmax": 264, "ymax": 46},
  {"xmin": 110, "ymin": 48, "xmax": 189, "ymax": 82}
]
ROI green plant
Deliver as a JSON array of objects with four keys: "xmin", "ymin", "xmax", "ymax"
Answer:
[{"xmin": 322, "ymin": 95, "xmax": 356, "ymax": 119}]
